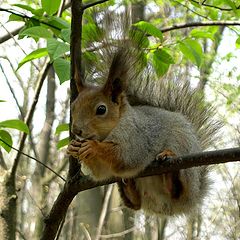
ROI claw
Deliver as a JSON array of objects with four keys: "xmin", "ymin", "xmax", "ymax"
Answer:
[{"xmin": 156, "ymin": 149, "xmax": 176, "ymax": 162}]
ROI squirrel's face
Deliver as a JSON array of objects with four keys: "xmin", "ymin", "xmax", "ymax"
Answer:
[{"xmin": 71, "ymin": 86, "xmax": 126, "ymax": 141}]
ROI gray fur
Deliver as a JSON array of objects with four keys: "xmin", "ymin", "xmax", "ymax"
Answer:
[{"xmin": 104, "ymin": 103, "xmax": 209, "ymax": 215}]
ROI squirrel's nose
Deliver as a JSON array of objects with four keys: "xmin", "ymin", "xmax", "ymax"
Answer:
[{"xmin": 72, "ymin": 124, "xmax": 82, "ymax": 136}]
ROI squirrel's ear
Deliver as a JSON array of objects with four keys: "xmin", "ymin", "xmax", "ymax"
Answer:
[{"xmin": 103, "ymin": 51, "xmax": 127, "ymax": 103}]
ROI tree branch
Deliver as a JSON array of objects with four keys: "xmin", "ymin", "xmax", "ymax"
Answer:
[
  {"xmin": 41, "ymin": 147, "xmax": 240, "ymax": 240},
  {"xmin": 0, "ymin": 26, "xmax": 23, "ymax": 44},
  {"xmin": 83, "ymin": 0, "xmax": 110, "ymax": 10},
  {"xmin": 0, "ymin": 2, "xmax": 72, "ymax": 44},
  {"xmin": 10, "ymin": 61, "xmax": 51, "ymax": 178},
  {"xmin": 190, "ymin": 0, "xmax": 240, "ymax": 11},
  {"xmin": 161, "ymin": 21, "xmax": 240, "ymax": 33},
  {"xmin": 0, "ymin": 139, "xmax": 66, "ymax": 182}
]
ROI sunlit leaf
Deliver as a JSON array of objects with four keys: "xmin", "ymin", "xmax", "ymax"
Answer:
[
  {"xmin": 57, "ymin": 137, "xmax": 69, "ymax": 149},
  {"xmin": 179, "ymin": 39, "xmax": 203, "ymax": 67},
  {"xmin": 190, "ymin": 29, "xmax": 215, "ymax": 41},
  {"xmin": 46, "ymin": 16, "xmax": 70, "ymax": 31},
  {"xmin": 53, "ymin": 58, "xmax": 70, "ymax": 84},
  {"xmin": 0, "ymin": 130, "xmax": 13, "ymax": 153},
  {"xmin": 41, "ymin": 0, "xmax": 61, "ymax": 16},
  {"xmin": 12, "ymin": 4, "xmax": 44, "ymax": 16},
  {"xmin": 236, "ymin": 37, "xmax": 240, "ymax": 48},
  {"xmin": 18, "ymin": 48, "xmax": 48, "ymax": 69},
  {"xmin": 19, "ymin": 26, "xmax": 52, "ymax": 39},
  {"xmin": 134, "ymin": 21, "xmax": 163, "ymax": 41},
  {"xmin": 55, "ymin": 123, "xmax": 69, "ymax": 135},
  {"xmin": 151, "ymin": 49, "xmax": 173, "ymax": 77},
  {"xmin": 47, "ymin": 39, "xmax": 70, "ymax": 61},
  {"xmin": 0, "ymin": 119, "xmax": 29, "ymax": 134},
  {"xmin": 8, "ymin": 13, "xmax": 24, "ymax": 22},
  {"xmin": 61, "ymin": 28, "xmax": 71, "ymax": 43}
]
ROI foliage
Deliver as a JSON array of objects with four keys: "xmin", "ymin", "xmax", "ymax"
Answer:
[
  {"xmin": 0, "ymin": 118, "xmax": 29, "ymax": 152},
  {"xmin": 7, "ymin": 0, "xmax": 240, "ymax": 82}
]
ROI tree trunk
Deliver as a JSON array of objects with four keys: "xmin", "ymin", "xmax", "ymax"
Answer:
[{"xmin": 0, "ymin": 170, "xmax": 17, "ymax": 240}]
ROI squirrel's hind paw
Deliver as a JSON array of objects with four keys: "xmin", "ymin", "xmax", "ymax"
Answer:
[{"xmin": 155, "ymin": 149, "xmax": 176, "ymax": 162}]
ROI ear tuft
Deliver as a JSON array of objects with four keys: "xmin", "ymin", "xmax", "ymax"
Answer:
[
  {"xmin": 111, "ymin": 77, "xmax": 125, "ymax": 103},
  {"xmin": 103, "ymin": 50, "xmax": 128, "ymax": 103}
]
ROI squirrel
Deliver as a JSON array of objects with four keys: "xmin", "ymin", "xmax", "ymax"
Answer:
[{"xmin": 67, "ymin": 15, "xmax": 220, "ymax": 216}]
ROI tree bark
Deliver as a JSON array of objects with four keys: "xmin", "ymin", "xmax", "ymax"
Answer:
[{"xmin": 0, "ymin": 171, "xmax": 17, "ymax": 240}]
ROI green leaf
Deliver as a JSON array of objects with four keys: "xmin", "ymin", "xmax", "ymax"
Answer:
[
  {"xmin": 46, "ymin": 16, "xmax": 70, "ymax": 30},
  {"xmin": 8, "ymin": 13, "xmax": 24, "ymax": 22},
  {"xmin": 12, "ymin": 4, "xmax": 44, "ymax": 16},
  {"xmin": 61, "ymin": 28, "xmax": 71, "ymax": 43},
  {"xmin": 0, "ymin": 130, "xmax": 12, "ymax": 153},
  {"xmin": 19, "ymin": 26, "xmax": 52, "ymax": 39},
  {"xmin": 178, "ymin": 39, "xmax": 203, "ymax": 67},
  {"xmin": 134, "ymin": 21, "xmax": 163, "ymax": 41},
  {"xmin": 0, "ymin": 119, "xmax": 29, "ymax": 134},
  {"xmin": 41, "ymin": 0, "xmax": 61, "ymax": 16},
  {"xmin": 0, "ymin": 100, "xmax": 6, "ymax": 102},
  {"xmin": 47, "ymin": 39, "xmax": 70, "ymax": 61},
  {"xmin": 236, "ymin": 37, "xmax": 240, "ymax": 48},
  {"xmin": 53, "ymin": 58, "xmax": 70, "ymax": 84},
  {"xmin": 18, "ymin": 48, "xmax": 48, "ymax": 69},
  {"xmin": 190, "ymin": 29, "xmax": 215, "ymax": 41},
  {"xmin": 223, "ymin": 0, "xmax": 236, "ymax": 10},
  {"xmin": 57, "ymin": 137, "xmax": 69, "ymax": 149},
  {"xmin": 151, "ymin": 49, "xmax": 172, "ymax": 77},
  {"xmin": 55, "ymin": 123, "xmax": 69, "ymax": 135}
]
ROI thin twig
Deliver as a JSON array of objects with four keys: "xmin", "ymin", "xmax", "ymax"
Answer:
[
  {"xmin": 0, "ymin": 148, "xmax": 8, "ymax": 170},
  {"xmin": 10, "ymin": 62, "xmax": 50, "ymax": 177},
  {"xmin": 190, "ymin": 0, "xmax": 240, "ymax": 11},
  {"xmin": 161, "ymin": 21, "xmax": 240, "ymax": 33},
  {"xmin": 83, "ymin": 0, "xmax": 110, "ymax": 10},
  {"xmin": 0, "ymin": 8, "xmax": 62, "ymax": 31},
  {"xmin": 0, "ymin": 62, "xmax": 24, "ymax": 118},
  {"xmin": 0, "ymin": 139, "xmax": 66, "ymax": 182},
  {"xmin": 100, "ymin": 226, "xmax": 136, "ymax": 239},
  {"xmin": 96, "ymin": 184, "xmax": 114, "ymax": 240},
  {"xmin": 0, "ymin": 1, "xmax": 72, "ymax": 44},
  {"xmin": 0, "ymin": 26, "xmax": 23, "ymax": 44},
  {"xmin": 172, "ymin": 0, "xmax": 210, "ymax": 20},
  {"xmin": 0, "ymin": 23, "xmax": 40, "ymax": 71},
  {"xmin": 27, "ymin": 190, "xmax": 46, "ymax": 216}
]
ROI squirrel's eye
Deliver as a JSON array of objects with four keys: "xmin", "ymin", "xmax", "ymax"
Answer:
[{"xmin": 96, "ymin": 105, "xmax": 107, "ymax": 115}]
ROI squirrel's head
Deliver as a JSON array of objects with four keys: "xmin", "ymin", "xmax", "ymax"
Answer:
[{"xmin": 71, "ymin": 51, "xmax": 128, "ymax": 141}]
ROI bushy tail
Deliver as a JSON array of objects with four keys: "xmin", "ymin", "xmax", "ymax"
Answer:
[{"xmin": 127, "ymin": 75, "xmax": 221, "ymax": 150}]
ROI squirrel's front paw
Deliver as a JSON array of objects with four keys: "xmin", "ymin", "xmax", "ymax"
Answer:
[
  {"xmin": 78, "ymin": 140, "xmax": 99, "ymax": 162},
  {"xmin": 67, "ymin": 139, "xmax": 82, "ymax": 159}
]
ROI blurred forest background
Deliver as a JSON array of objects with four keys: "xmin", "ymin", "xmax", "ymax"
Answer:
[{"xmin": 0, "ymin": 0, "xmax": 240, "ymax": 239}]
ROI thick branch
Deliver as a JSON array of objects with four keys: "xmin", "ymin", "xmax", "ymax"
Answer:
[
  {"xmin": 41, "ymin": 147, "xmax": 240, "ymax": 240},
  {"xmin": 70, "ymin": 147, "xmax": 240, "ymax": 192},
  {"xmin": 69, "ymin": 0, "xmax": 83, "ymax": 178},
  {"xmin": 161, "ymin": 21, "xmax": 240, "ymax": 33}
]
